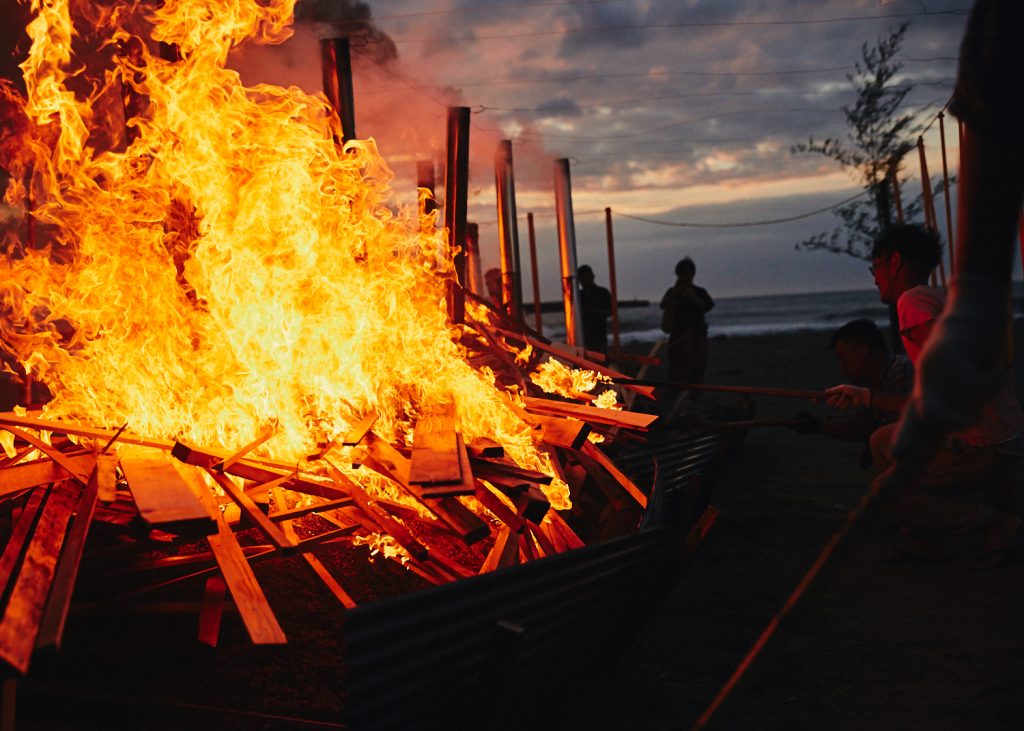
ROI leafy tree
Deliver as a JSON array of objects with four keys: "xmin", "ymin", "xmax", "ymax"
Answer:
[{"xmin": 793, "ymin": 22, "xmax": 923, "ymax": 260}]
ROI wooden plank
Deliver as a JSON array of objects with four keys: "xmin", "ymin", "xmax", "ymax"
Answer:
[
  {"xmin": 548, "ymin": 511, "xmax": 585, "ymax": 550},
  {"xmin": 0, "ymin": 489, "xmax": 47, "ymax": 598},
  {"xmin": 342, "ymin": 409, "xmax": 379, "ymax": 447},
  {"xmin": 578, "ymin": 441, "xmax": 648, "ymax": 509},
  {"xmin": 409, "ymin": 401, "xmax": 462, "ymax": 486},
  {"xmin": 197, "ymin": 574, "xmax": 227, "ymax": 647},
  {"xmin": 323, "ymin": 460, "xmax": 430, "ymax": 562},
  {"xmin": 0, "ymin": 481, "xmax": 80, "ymax": 673},
  {"xmin": 512, "ymin": 485, "xmax": 551, "ymax": 524},
  {"xmin": 213, "ymin": 424, "xmax": 280, "ymax": 473},
  {"xmin": 468, "ymin": 437, "xmax": 503, "ymax": 459},
  {"xmin": 479, "ymin": 526, "xmax": 518, "ymax": 573},
  {"xmin": 120, "ymin": 447, "xmax": 216, "ymax": 535},
  {"xmin": 35, "ymin": 464, "xmax": 102, "ymax": 650},
  {"xmin": 536, "ymin": 415, "xmax": 591, "ymax": 450},
  {"xmin": 469, "ymin": 455, "xmax": 552, "ymax": 486},
  {"xmin": 205, "ymin": 470, "xmax": 295, "ymax": 551},
  {"xmin": 172, "ymin": 441, "xmax": 347, "ymax": 502},
  {"xmin": 523, "ymin": 397, "xmax": 658, "ymax": 431},
  {"xmin": 0, "ymin": 413, "xmax": 172, "ymax": 452},
  {"xmin": 269, "ymin": 497, "xmax": 352, "ymax": 523},
  {"xmin": 0, "ymin": 426, "xmax": 91, "ymax": 483},
  {"xmin": 421, "ymin": 432, "xmax": 475, "ymax": 498},
  {"xmin": 0, "ymin": 454, "xmax": 96, "ymax": 496},
  {"xmin": 206, "ymin": 519, "xmax": 287, "ymax": 645},
  {"xmin": 94, "ymin": 453, "xmax": 119, "ymax": 503}
]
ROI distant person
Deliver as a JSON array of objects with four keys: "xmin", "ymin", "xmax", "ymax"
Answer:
[
  {"xmin": 791, "ymin": 319, "xmax": 913, "ymax": 448},
  {"xmin": 576, "ymin": 264, "xmax": 612, "ymax": 355},
  {"xmin": 660, "ymin": 257, "xmax": 714, "ymax": 390},
  {"xmin": 865, "ymin": 223, "xmax": 1023, "ymax": 560}
]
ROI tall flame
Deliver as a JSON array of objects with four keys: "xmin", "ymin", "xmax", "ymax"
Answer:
[{"xmin": 1, "ymin": 0, "xmax": 569, "ymax": 508}]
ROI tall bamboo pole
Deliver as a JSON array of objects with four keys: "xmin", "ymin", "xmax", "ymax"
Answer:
[
  {"xmin": 444, "ymin": 107, "xmax": 471, "ymax": 324},
  {"xmin": 938, "ymin": 112, "xmax": 955, "ymax": 273},
  {"xmin": 605, "ymin": 207, "xmax": 621, "ymax": 354},
  {"xmin": 527, "ymin": 213, "xmax": 543, "ymax": 334},
  {"xmin": 554, "ymin": 159, "xmax": 583, "ymax": 347},
  {"xmin": 917, "ymin": 137, "xmax": 946, "ymax": 289}
]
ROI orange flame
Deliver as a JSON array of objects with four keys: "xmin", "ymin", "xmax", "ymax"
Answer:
[{"xmin": 1, "ymin": 0, "xmax": 569, "ymax": 508}]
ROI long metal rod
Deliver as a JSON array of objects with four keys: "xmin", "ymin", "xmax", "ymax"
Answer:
[
  {"xmin": 605, "ymin": 207, "xmax": 621, "ymax": 354},
  {"xmin": 444, "ymin": 107, "xmax": 471, "ymax": 324},
  {"xmin": 938, "ymin": 112, "xmax": 955, "ymax": 274},
  {"xmin": 495, "ymin": 140, "xmax": 523, "ymax": 322},
  {"xmin": 319, "ymin": 38, "xmax": 356, "ymax": 144},
  {"xmin": 554, "ymin": 159, "xmax": 583, "ymax": 347},
  {"xmin": 527, "ymin": 212, "xmax": 543, "ymax": 334},
  {"xmin": 611, "ymin": 377, "xmax": 826, "ymax": 401}
]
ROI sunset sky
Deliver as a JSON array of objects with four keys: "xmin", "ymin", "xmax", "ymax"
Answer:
[
  {"xmin": 279, "ymin": 0, "xmax": 972, "ymax": 300},
  {"xmin": 1, "ymin": 0, "xmax": 974, "ymax": 300}
]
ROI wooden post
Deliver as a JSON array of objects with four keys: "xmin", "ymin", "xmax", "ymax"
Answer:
[
  {"xmin": 445, "ymin": 107, "xmax": 471, "ymax": 325},
  {"xmin": 917, "ymin": 136, "xmax": 946, "ymax": 289},
  {"xmin": 320, "ymin": 37, "xmax": 357, "ymax": 144},
  {"xmin": 605, "ymin": 207, "xmax": 621, "ymax": 354},
  {"xmin": 938, "ymin": 112, "xmax": 955, "ymax": 273},
  {"xmin": 554, "ymin": 159, "xmax": 583, "ymax": 347},
  {"xmin": 527, "ymin": 212, "xmax": 543, "ymax": 334},
  {"xmin": 495, "ymin": 140, "xmax": 524, "ymax": 322}
]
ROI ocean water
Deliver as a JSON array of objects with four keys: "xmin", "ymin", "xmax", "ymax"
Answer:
[{"xmin": 538, "ymin": 284, "xmax": 1024, "ymax": 344}]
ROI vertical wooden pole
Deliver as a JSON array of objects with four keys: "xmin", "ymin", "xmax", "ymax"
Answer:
[
  {"xmin": 320, "ymin": 38, "xmax": 357, "ymax": 144},
  {"xmin": 444, "ymin": 107, "xmax": 471, "ymax": 325},
  {"xmin": 527, "ymin": 212, "xmax": 543, "ymax": 334},
  {"xmin": 938, "ymin": 112, "xmax": 955, "ymax": 274},
  {"xmin": 605, "ymin": 207, "xmax": 621, "ymax": 354},
  {"xmin": 554, "ymin": 159, "xmax": 583, "ymax": 348},
  {"xmin": 917, "ymin": 137, "xmax": 946, "ymax": 289}
]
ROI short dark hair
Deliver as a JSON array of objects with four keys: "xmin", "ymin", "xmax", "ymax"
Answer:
[
  {"xmin": 675, "ymin": 257, "xmax": 695, "ymax": 277},
  {"xmin": 831, "ymin": 318, "xmax": 887, "ymax": 353},
  {"xmin": 871, "ymin": 223, "xmax": 942, "ymax": 276},
  {"xmin": 577, "ymin": 264, "xmax": 594, "ymax": 277}
]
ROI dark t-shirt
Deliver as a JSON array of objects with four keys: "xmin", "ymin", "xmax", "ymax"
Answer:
[
  {"xmin": 580, "ymin": 284, "xmax": 612, "ymax": 352},
  {"xmin": 661, "ymin": 285, "xmax": 714, "ymax": 337}
]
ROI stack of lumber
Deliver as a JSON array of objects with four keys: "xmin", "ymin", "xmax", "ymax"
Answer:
[{"xmin": 0, "ymin": 297, "xmax": 662, "ymax": 673}]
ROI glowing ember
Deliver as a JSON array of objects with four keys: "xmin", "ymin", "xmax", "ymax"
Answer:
[{"xmin": 0, "ymin": 0, "xmax": 570, "ymax": 508}]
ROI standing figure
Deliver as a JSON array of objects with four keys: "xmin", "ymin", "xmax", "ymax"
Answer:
[
  {"xmin": 660, "ymin": 257, "xmax": 714, "ymax": 388},
  {"xmin": 576, "ymin": 264, "xmax": 612, "ymax": 355}
]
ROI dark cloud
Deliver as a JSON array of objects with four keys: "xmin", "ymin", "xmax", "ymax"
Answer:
[
  {"xmin": 533, "ymin": 96, "xmax": 583, "ymax": 119},
  {"xmin": 555, "ymin": 1, "xmax": 653, "ymax": 57},
  {"xmin": 294, "ymin": 0, "xmax": 398, "ymax": 63}
]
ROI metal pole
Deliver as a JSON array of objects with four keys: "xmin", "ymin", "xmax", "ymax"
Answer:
[
  {"xmin": 527, "ymin": 213, "xmax": 543, "ymax": 334},
  {"xmin": 605, "ymin": 207, "xmax": 620, "ymax": 354},
  {"xmin": 494, "ymin": 140, "xmax": 523, "ymax": 322},
  {"xmin": 444, "ymin": 107, "xmax": 471, "ymax": 324},
  {"xmin": 320, "ymin": 37, "xmax": 357, "ymax": 144},
  {"xmin": 466, "ymin": 222, "xmax": 483, "ymax": 296},
  {"xmin": 554, "ymin": 159, "xmax": 583, "ymax": 347},
  {"xmin": 917, "ymin": 137, "xmax": 946, "ymax": 289},
  {"xmin": 938, "ymin": 112, "xmax": 955, "ymax": 273}
]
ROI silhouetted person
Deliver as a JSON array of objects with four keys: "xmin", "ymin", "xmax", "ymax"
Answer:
[
  {"xmin": 576, "ymin": 264, "xmax": 611, "ymax": 355},
  {"xmin": 660, "ymin": 257, "xmax": 714, "ymax": 392}
]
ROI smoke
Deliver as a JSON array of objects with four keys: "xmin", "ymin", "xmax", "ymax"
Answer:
[{"xmin": 293, "ymin": 0, "xmax": 397, "ymax": 64}]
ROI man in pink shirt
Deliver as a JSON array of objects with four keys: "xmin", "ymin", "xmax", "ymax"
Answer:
[{"xmin": 867, "ymin": 224, "xmax": 1022, "ymax": 561}]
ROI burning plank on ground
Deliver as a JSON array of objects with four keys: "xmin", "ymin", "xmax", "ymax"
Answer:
[
  {"xmin": 523, "ymin": 397, "xmax": 658, "ymax": 431},
  {"xmin": 535, "ymin": 415, "xmax": 591, "ymax": 450},
  {"xmin": 342, "ymin": 409, "xmax": 379, "ymax": 447},
  {"xmin": 119, "ymin": 446, "xmax": 217, "ymax": 536},
  {"xmin": 0, "ymin": 453, "xmax": 97, "ymax": 496},
  {"xmin": 409, "ymin": 400, "xmax": 462, "ymax": 487}
]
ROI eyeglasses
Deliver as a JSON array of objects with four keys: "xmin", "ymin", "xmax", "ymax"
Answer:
[{"xmin": 869, "ymin": 256, "xmax": 892, "ymax": 275}]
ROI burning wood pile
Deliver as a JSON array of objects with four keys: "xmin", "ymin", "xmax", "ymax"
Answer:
[{"xmin": 0, "ymin": 0, "xmax": 668, "ymax": 678}]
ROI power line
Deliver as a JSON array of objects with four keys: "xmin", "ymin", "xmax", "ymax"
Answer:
[
  {"xmin": 373, "ymin": 9, "xmax": 969, "ymax": 45},
  {"xmin": 612, "ymin": 191, "xmax": 868, "ymax": 228}
]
